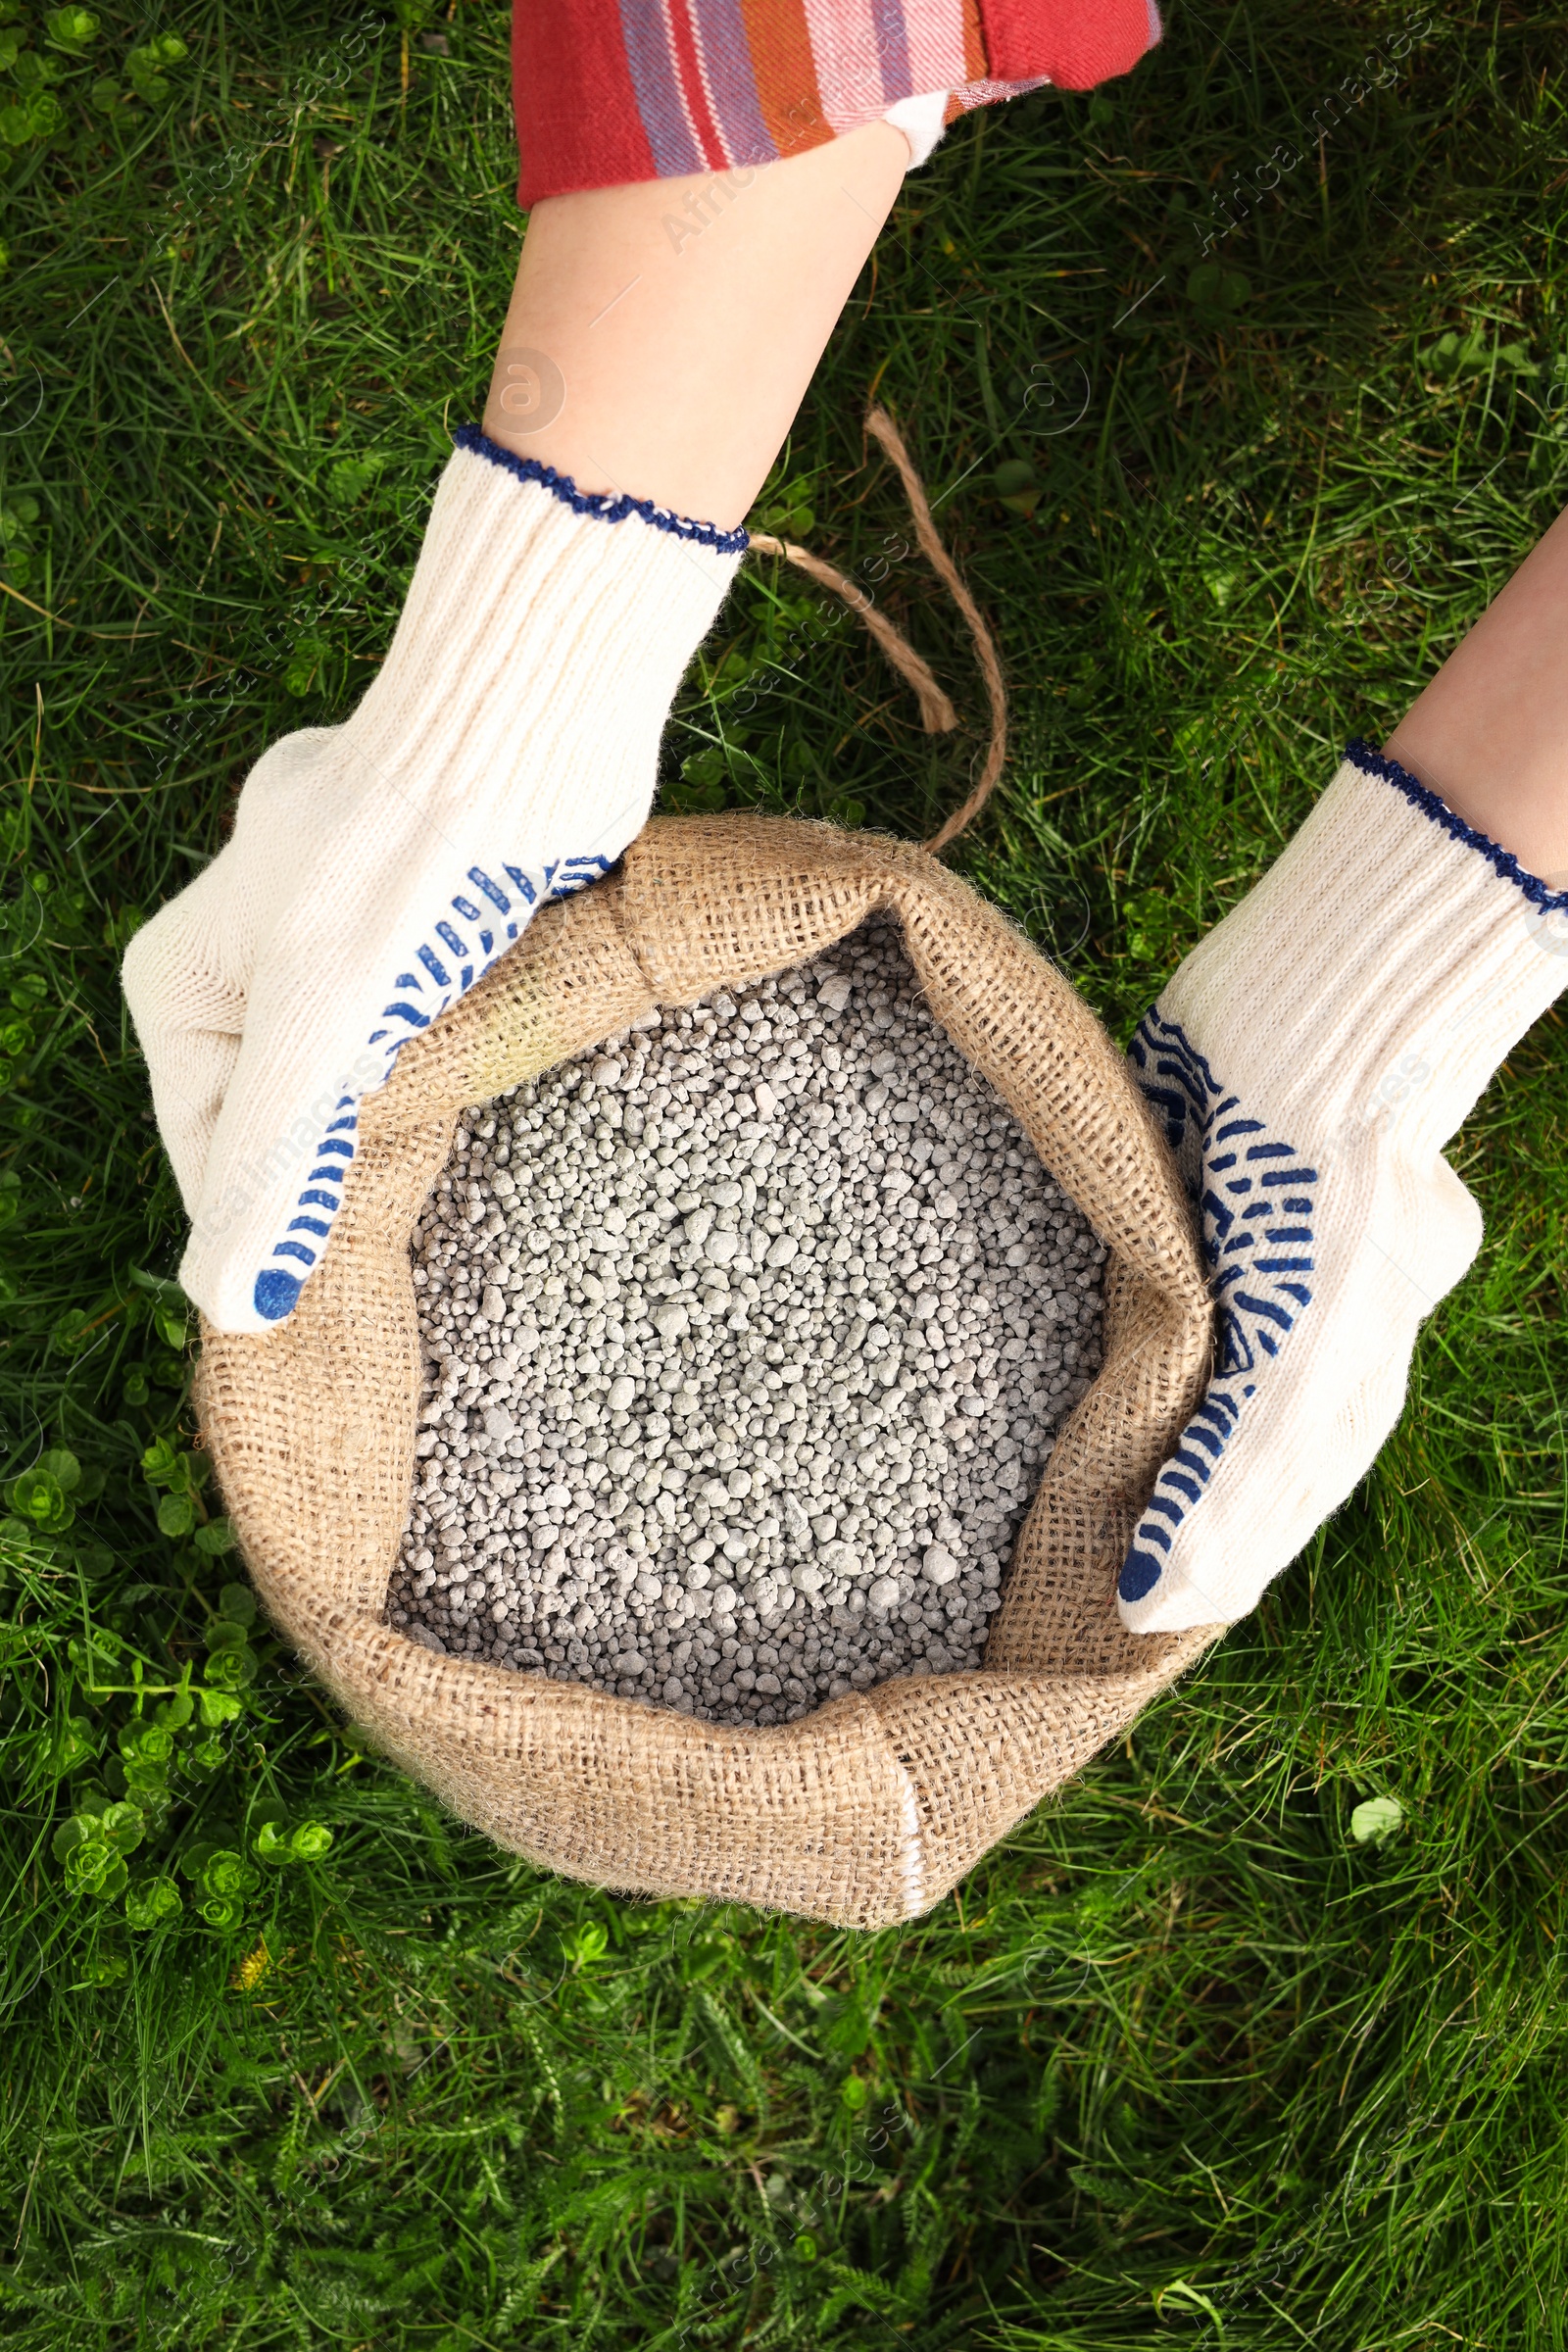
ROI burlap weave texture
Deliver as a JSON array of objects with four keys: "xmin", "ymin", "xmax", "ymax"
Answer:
[{"xmin": 197, "ymin": 815, "xmax": 1220, "ymax": 1929}]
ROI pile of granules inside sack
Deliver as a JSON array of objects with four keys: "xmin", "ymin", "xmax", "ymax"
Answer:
[{"xmin": 388, "ymin": 914, "xmax": 1105, "ymax": 1724}]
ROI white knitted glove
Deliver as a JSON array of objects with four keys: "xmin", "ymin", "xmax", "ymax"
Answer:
[
  {"xmin": 1120, "ymin": 743, "xmax": 1568, "ymax": 1631},
  {"xmin": 122, "ymin": 429, "xmax": 741, "ymax": 1333}
]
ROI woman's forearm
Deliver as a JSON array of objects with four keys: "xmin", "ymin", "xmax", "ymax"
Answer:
[
  {"xmin": 1385, "ymin": 502, "xmax": 1568, "ymax": 881},
  {"xmin": 481, "ymin": 122, "xmax": 910, "ymax": 531}
]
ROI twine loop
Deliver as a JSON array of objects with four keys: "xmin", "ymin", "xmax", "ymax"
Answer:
[{"xmin": 749, "ymin": 403, "xmax": 1008, "ymax": 854}]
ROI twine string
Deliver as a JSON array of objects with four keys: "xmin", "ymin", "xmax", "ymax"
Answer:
[
  {"xmin": 748, "ymin": 403, "xmax": 1008, "ymax": 855},
  {"xmin": 865, "ymin": 405, "xmax": 1009, "ymax": 855},
  {"xmin": 746, "ymin": 532, "xmax": 958, "ymax": 737}
]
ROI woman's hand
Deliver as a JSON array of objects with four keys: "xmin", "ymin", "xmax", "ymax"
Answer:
[
  {"xmin": 122, "ymin": 434, "xmax": 738, "ymax": 1334},
  {"xmin": 1117, "ymin": 741, "xmax": 1568, "ymax": 1632}
]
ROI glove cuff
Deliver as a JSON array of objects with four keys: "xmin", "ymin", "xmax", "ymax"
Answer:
[
  {"xmin": 335, "ymin": 428, "xmax": 743, "ymax": 838},
  {"xmin": 1143, "ymin": 744, "xmax": 1568, "ymax": 1168}
]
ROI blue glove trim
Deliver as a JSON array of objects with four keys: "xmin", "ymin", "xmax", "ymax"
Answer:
[
  {"xmin": 1347, "ymin": 739, "xmax": 1568, "ymax": 914},
  {"xmin": 249, "ymin": 856, "xmax": 615, "ymax": 1324},
  {"xmin": 451, "ymin": 423, "xmax": 750, "ymax": 557}
]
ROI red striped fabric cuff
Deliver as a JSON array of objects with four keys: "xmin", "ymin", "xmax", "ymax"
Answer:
[{"xmin": 513, "ymin": 0, "xmax": 1161, "ymax": 206}]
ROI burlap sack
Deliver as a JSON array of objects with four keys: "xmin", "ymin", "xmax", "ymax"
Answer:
[{"xmin": 198, "ymin": 815, "xmax": 1221, "ymax": 1929}]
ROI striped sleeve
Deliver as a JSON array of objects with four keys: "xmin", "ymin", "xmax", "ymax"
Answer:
[{"xmin": 513, "ymin": 0, "xmax": 1161, "ymax": 205}]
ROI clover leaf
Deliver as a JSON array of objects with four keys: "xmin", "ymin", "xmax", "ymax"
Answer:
[
  {"xmin": 125, "ymin": 1874, "xmax": 181, "ymax": 1931},
  {"xmin": 156, "ymin": 1491, "xmax": 195, "ymax": 1538},
  {"xmin": 11, "ymin": 1464, "xmax": 74, "ymax": 1531},
  {"xmin": 44, "ymin": 8, "xmax": 99, "ymax": 56},
  {"xmin": 203, "ymin": 1643, "xmax": 257, "ymax": 1692},
  {"xmin": 1349, "ymin": 1794, "xmax": 1403, "ymax": 1848},
  {"xmin": 202, "ymin": 1848, "xmax": 261, "ymax": 1901}
]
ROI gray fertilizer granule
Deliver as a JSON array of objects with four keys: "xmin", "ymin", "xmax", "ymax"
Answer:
[{"xmin": 389, "ymin": 915, "xmax": 1105, "ymax": 1725}]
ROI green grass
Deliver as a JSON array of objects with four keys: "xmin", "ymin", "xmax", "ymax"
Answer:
[{"xmin": 1, "ymin": 0, "xmax": 1566, "ymax": 2342}]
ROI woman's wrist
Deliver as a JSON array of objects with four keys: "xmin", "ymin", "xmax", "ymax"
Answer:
[{"xmin": 1385, "ymin": 502, "xmax": 1568, "ymax": 884}]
